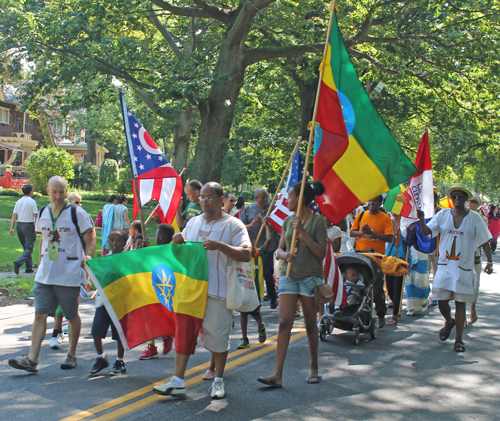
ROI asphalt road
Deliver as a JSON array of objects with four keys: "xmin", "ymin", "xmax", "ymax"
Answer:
[{"xmin": 2, "ymin": 257, "xmax": 500, "ymax": 421}]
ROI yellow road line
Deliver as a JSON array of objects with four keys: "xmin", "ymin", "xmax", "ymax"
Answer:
[
  {"xmin": 61, "ymin": 324, "xmax": 305, "ymax": 421},
  {"xmin": 94, "ymin": 329, "xmax": 308, "ymax": 421}
]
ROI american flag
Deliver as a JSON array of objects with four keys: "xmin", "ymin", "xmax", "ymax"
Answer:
[
  {"xmin": 269, "ymin": 150, "xmax": 319, "ymax": 233},
  {"xmin": 119, "ymin": 92, "xmax": 182, "ymax": 224}
]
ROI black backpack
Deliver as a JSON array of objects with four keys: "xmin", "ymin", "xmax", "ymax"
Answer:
[{"xmin": 39, "ymin": 203, "xmax": 85, "ymax": 248}]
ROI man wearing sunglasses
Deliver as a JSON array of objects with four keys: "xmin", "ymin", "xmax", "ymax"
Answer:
[
  {"xmin": 417, "ymin": 183, "xmax": 492, "ymax": 353},
  {"xmin": 222, "ymin": 192, "xmax": 237, "ymax": 216}
]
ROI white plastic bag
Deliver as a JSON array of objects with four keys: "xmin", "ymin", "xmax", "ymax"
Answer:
[{"xmin": 226, "ymin": 260, "xmax": 260, "ymax": 312}]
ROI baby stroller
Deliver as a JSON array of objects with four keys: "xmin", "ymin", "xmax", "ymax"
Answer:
[{"xmin": 318, "ymin": 253, "xmax": 380, "ymax": 345}]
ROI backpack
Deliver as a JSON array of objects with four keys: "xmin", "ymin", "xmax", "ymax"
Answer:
[
  {"xmin": 94, "ymin": 211, "xmax": 103, "ymax": 227},
  {"xmin": 39, "ymin": 203, "xmax": 85, "ymax": 248}
]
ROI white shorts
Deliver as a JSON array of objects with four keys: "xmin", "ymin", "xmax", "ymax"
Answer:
[
  {"xmin": 433, "ymin": 288, "xmax": 473, "ymax": 303},
  {"xmin": 202, "ymin": 297, "xmax": 233, "ymax": 353}
]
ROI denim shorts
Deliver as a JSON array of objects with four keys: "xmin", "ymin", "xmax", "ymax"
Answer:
[{"xmin": 278, "ymin": 276, "xmax": 320, "ymax": 297}]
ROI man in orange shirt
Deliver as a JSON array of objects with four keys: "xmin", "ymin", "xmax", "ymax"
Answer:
[{"xmin": 350, "ymin": 196, "xmax": 394, "ymax": 327}]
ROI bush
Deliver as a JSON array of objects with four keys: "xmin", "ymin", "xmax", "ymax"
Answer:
[
  {"xmin": 76, "ymin": 191, "xmax": 133, "ymax": 201},
  {"xmin": 240, "ymin": 190, "xmax": 254, "ymax": 202},
  {"xmin": 0, "ymin": 188, "xmax": 43, "ymax": 198},
  {"xmin": 99, "ymin": 159, "xmax": 119, "ymax": 192},
  {"xmin": 72, "ymin": 162, "xmax": 99, "ymax": 191},
  {"xmin": 24, "ymin": 147, "xmax": 75, "ymax": 193},
  {"xmin": 116, "ymin": 165, "xmax": 133, "ymax": 195}
]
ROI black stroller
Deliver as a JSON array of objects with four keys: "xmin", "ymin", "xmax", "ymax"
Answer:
[{"xmin": 318, "ymin": 253, "xmax": 380, "ymax": 345}]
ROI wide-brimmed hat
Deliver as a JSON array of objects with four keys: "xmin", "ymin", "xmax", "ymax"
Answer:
[
  {"xmin": 470, "ymin": 193, "xmax": 481, "ymax": 203},
  {"xmin": 446, "ymin": 183, "xmax": 472, "ymax": 200}
]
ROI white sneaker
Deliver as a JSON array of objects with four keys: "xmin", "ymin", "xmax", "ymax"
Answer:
[
  {"xmin": 57, "ymin": 333, "xmax": 64, "ymax": 344},
  {"xmin": 152, "ymin": 380, "xmax": 186, "ymax": 398},
  {"xmin": 50, "ymin": 337, "xmax": 60, "ymax": 349},
  {"xmin": 209, "ymin": 379, "xmax": 225, "ymax": 399}
]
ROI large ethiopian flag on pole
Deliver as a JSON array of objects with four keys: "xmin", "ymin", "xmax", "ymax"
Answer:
[
  {"xmin": 86, "ymin": 242, "xmax": 208, "ymax": 351},
  {"xmin": 314, "ymin": 8, "xmax": 417, "ymax": 224}
]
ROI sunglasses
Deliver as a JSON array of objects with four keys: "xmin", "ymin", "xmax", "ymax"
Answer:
[
  {"xmin": 228, "ymin": 199, "xmax": 235, "ymax": 202},
  {"xmin": 468, "ymin": 200, "xmax": 478, "ymax": 204},
  {"xmin": 74, "ymin": 201, "xmax": 81, "ymax": 204}
]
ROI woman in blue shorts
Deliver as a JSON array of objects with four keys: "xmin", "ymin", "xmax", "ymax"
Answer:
[{"xmin": 258, "ymin": 180, "xmax": 327, "ymax": 388}]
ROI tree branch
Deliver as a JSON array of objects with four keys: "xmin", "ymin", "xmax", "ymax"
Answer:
[
  {"xmin": 245, "ymin": 44, "xmax": 322, "ymax": 66},
  {"xmin": 348, "ymin": 49, "xmax": 399, "ymax": 75},
  {"xmin": 147, "ymin": 11, "xmax": 181, "ymax": 58},
  {"xmin": 133, "ymin": 89, "xmax": 164, "ymax": 116},
  {"xmin": 192, "ymin": 0, "xmax": 230, "ymax": 23},
  {"xmin": 150, "ymin": 0, "xmax": 211, "ymax": 18}
]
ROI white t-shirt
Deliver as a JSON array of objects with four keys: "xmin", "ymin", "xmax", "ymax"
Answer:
[
  {"xmin": 35, "ymin": 204, "xmax": 94, "ymax": 287},
  {"xmin": 327, "ymin": 226, "xmax": 342, "ymax": 243},
  {"xmin": 427, "ymin": 209, "xmax": 492, "ymax": 294},
  {"xmin": 184, "ymin": 213, "xmax": 251, "ymax": 300},
  {"xmin": 13, "ymin": 196, "xmax": 38, "ymax": 223}
]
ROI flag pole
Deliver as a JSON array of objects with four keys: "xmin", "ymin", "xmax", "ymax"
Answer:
[
  {"xmin": 133, "ymin": 177, "xmax": 148, "ymax": 245},
  {"xmin": 254, "ymin": 136, "xmax": 302, "ymax": 246},
  {"xmin": 286, "ymin": 0, "xmax": 338, "ymax": 278}
]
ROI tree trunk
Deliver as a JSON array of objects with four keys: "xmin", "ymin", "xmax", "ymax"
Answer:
[
  {"xmin": 171, "ymin": 108, "xmax": 195, "ymax": 174},
  {"xmin": 298, "ymin": 80, "xmax": 317, "ymax": 141},
  {"xmin": 86, "ymin": 129, "xmax": 97, "ymax": 165}
]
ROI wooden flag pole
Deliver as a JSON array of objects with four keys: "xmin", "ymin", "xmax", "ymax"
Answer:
[
  {"xmin": 285, "ymin": 0, "xmax": 338, "ymax": 278},
  {"xmin": 254, "ymin": 137, "xmax": 303, "ymax": 246}
]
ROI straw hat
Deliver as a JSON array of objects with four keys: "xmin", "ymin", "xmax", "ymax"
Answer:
[
  {"xmin": 470, "ymin": 193, "xmax": 481, "ymax": 203},
  {"xmin": 445, "ymin": 182, "xmax": 472, "ymax": 200}
]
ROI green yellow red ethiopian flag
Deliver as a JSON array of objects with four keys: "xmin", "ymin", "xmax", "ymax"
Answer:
[
  {"xmin": 314, "ymin": 10, "xmax": 417, "ymax": 223},
  {"xmin": 85, "ymin": 242, "xmax": 207, "ymax": 351}
]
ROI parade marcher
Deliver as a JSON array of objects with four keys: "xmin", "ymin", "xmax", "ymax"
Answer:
[
  {"xmin": 467, "ymin": 193, "xmax": 488, "ymax": 324},
  {"xmin": 350, "ymin": 195, "xmax": 394, "ymax": 327},
  {"xmin": 234, "ymin": 196, "xmax": 246, "ymax": 219},
  {"xmin": 153, "ymin": 182, "xmax": 251, "ymax": 399},
  {"xmin": 10, "ymin": 184, "xmax": 38, "ymax": 274},
  {"xmin": 258, "ymin": 181, "xmax": 327, "ymax": 388},
  {"xmin": 112, "ymin": 195, "xmax": 130, "ymax": 230},
  {"xmin": 417, "ymin": 183, "xmax": 493, "ymax": 352},
  {"xmin": 101, "ymin": 195, "xmax": 117, "ymax": 256},
  {"xmin": 223, "ymin": 192, "xmax": 238, "ymax": 216},
  {"xmin": 487, "ymin": 204, "xmax": 500, "ymax": 254},
  {"xmin": 8, "ymin": 176, "xmax": 96, "ymax": 372},
  {"xmin": 241, "ymin": 188, "xmax": 280, "ymax": 309},
  {"xmin": 176, "ymin": 179, "xmax": 203, "ymax": 229}
]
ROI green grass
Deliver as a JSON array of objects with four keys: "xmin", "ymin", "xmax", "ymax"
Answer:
[
  {"xmin": 0, "ymin": 277, "xmax": 36, "ymax": 298},
  {"xmin": 0, "ymin": 197, "xmax": 159, "ymax": 271}
]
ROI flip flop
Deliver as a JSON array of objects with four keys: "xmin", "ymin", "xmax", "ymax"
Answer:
[
  {"xmin": 454, "ymin": 340, "xmax": 465, "ymax": 352},
  {"xmin": 257, "ymin": 377, "xmax": 283, "ymax": 388},
  {"xmin": 306, "ymin": 374, "xmax": 322, "ymax": 384},
  {"xmin": 439, "ymin": 319, "xmax": 456, "ymax": 341},
  {"xmin": 387, "ymin": 317, "xmax": 398, "ymax": 325}
]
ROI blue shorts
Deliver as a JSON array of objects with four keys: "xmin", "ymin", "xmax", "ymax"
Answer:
[
  {"xmin": 91, "ymin": 306, "xmax": 119, "ymax": 341},
  {"xmin": 278, "ymin": 276, "xmax": 320, "ymax": 297}
]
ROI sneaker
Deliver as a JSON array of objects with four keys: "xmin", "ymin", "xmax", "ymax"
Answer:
[
  {"xmin": 110, "ymin": 360, "xmax": 126, "ymax": 376},
  {"xmin": 89, "ymin": 357, "xmax": 109, "ymax": 376},
  {"xmin": 50, "ymin": 337, "xmax": 60, "ymax": 349},
  {"xmin": 63, "ymin": 328, "xmax": 68, "ymax": 334},
  {"xmin": 57, "ymin": 333, "xmax": 65, "ymax": 343},
  {"xmin": 14, "ymin": 262, "xmax": 20, "ymax": 275},
  {"xmin": 270, "ymin": 300, "xmax": 278, "ymax": 309},
  {"xmin": 202, "ymin": 369, "xmax": 216, "ymax": 380},
  {"xmin": 237, "ymin": 337, "xmax": 250, "ymax": 349},
  {"xmin": 139, "ymin": 344, "xmax": 159, "ymax": 360},
  {"xmin": 258, "ymin": 323, "xmax": 267, "ymax": 343},
  {"xmin": 162, "ymin": 336, "xmax": 173, "ymax": 355},
  {"xmin": 430, "ymin": 300, "xmax": 438, "ymax": 306},
  {"xmin": 209, "ymin": 379, "xmax": 225, "ymax": 399},
  {"xmin": 61, "ymin": 354, "xmax": 77, "ymax": 370},
  {"xmin": 8, "ymin": 357, "xmax": 38, "ymax": 373},
  {"xmin": 153, "ymin": 379, "xmax": 186, "ymax": 397}
]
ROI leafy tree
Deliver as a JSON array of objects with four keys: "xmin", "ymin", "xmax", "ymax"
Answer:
[
  {"xmin": 71, "ymin": 162, "xmax": 99, "ymax": 191},
  {"xmin": 25, "ymin": 147, "xmax": 75, "ymax": 192},
  {"xmin": 116, "ymin": 165, "xmax": 133, "ymax": 195},
  {"xmin": 99, "ymin": 159, "xmax": 119, "ymax": 192}
]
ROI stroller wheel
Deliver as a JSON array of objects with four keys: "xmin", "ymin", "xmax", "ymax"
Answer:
[
  {"xmin": 352, "ymin": 334, "xmax": 360, "ymax": 345},
  {"xmin": 326, "ymin": 320, "xmax": 334, "ymax": 334},
  {"xmin": 319, "ymin": 325, "xmax": 327, "ymax": 341}
]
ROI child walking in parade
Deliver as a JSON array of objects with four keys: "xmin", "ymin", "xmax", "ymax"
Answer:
[{"xmin": 89, "ymin": 229, "xmax": 128, "ymax": 376}]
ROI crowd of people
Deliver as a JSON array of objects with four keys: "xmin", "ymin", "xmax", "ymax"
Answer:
[{"xmin": 6, "ymin": 177, "xmax": 496, "ymax": 399}]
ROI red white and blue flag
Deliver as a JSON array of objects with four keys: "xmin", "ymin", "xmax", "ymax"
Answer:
[
  {"xmin": 324, "ymin": 241, "xmax": 346, "ymax": 306},
  {"xmin": 119, "ymin": 92, "xmax": 182, "ymax": 224}
]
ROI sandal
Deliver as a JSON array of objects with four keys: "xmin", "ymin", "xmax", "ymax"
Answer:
[
  {"xmin": 202, "ymin": 369, "xmax": 216, "ymax": 380},
  {"xmin": 439, "ymin": 319, "xmax": 456, "ymax": 341},
  {"xmin": 454, "ymin": 340, "xmax": 465, "ymax": 352},
  {"xmin": 387, "ymin": 317, "xmax": 398, "ymax": 325},
  {"xmin": 471, "ymin": 308, "xmax": 478, "ymax": 324}
]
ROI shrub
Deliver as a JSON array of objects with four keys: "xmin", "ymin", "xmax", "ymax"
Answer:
[
  {"xmin": 99, "ymin": 159, "xmax": 119, "ymax": 192},
  {"xmin": 240, "ymin": 190, "xmax": 254, "ymax": 202},
  {"xmin": 72, "ymin": 162, "xmax": 99, "ymax": 191},
  {"xmin": 25, "ymin": 147, "xmax": 75, "ymax": 192},
  {"xmin": 116, "ymin": 165, "xmax": 133, "ymax": 195}
]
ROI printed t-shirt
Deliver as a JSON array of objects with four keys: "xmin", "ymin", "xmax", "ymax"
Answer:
[
  {"xmin": 280, "ymin": 213, "xmax": 328, "ymax": 281},
  {"xmin": 13, "ymin": 196, "xmax": 39, "ymax": 223},
  {"xmin": 35, "ymin": 204, "xmax": 94, "ymax": 287},
  {"xmin": 351, "ymin": 211, "xmax": 394, "ymax": 254},
  {"xmin": 182, "ymin": 202, "xmax": 202, "ymax": 224},
  {"xmin": 183, "ymin": 213, "xmax": 251, "ymax": 299},
  {"xmin": 427, "ymin": 209, "xmax": 492, "ymax": 294},
  {"xmin": 327, "ymin": 226, "xmax": 341, "ymax": 244}
]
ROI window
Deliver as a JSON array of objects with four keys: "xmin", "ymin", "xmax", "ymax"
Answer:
[
  {"xmin": 15, "ymin": 112, "xmax": 23, "ymax": 132},
  {"xmin": 0, "ymin": 149, "xmax": 5, "ymax": 165},
  {"xmin": 0, "ymin": 108, "xmax": 9, "ymax": 124},
  {"xmin": 24, "ymin": 115, "xmax": 31, "ymax": 133}
]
